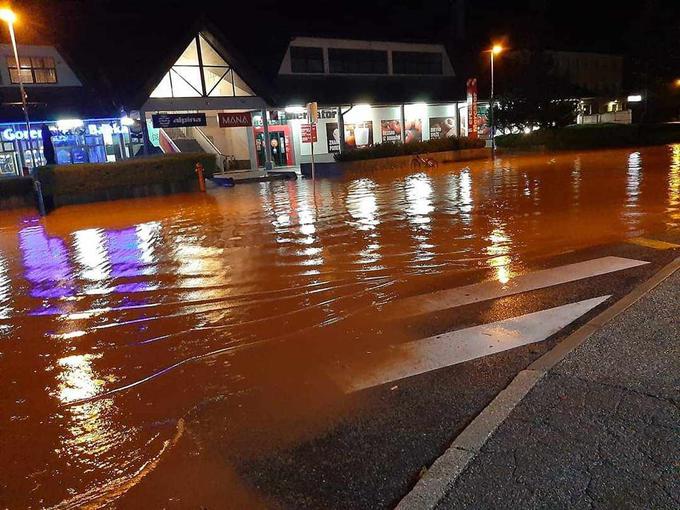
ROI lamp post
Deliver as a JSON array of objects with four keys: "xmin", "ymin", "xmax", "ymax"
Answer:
[
  {"xmin": 488, "ymin": 44, "xmax": 503, "ymax": 154},
  {"xmin": 0, "ymin": 8, "xmax": 36, "ymax": 172}
]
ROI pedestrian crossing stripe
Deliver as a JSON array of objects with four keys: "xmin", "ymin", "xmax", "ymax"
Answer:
[
  {"xmin": 382, "ymin": 256, "xmax": 648, "ymax": 319},
  {"xmin": 338, "ymin": 296, "xmax": 611, "ymax": 393},
  {"xmin": 627, "ymin": 237, "xmax": 680, "ymax": 250}
]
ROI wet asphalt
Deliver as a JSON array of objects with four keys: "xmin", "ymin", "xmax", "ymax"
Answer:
[{"xmin": 118, "ymin": 233, "xmax": 679, "ymax": 509}]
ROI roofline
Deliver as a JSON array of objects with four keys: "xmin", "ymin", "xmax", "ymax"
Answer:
[
  {"xmin": 127, "ymin": 17, "xmax": 276, "ymax": 110},
  {"xmin": 288, "ymin": 34, "xmax": 447, "ymax": 47}
]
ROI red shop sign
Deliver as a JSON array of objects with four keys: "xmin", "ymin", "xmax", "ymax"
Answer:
[
  {"xmin": 301, "ymin": 123, "xmax": 317, "ymax": 143},
  {"xmin": 218, "ymin": 112, "xmax": 253, "ymax": 128}
]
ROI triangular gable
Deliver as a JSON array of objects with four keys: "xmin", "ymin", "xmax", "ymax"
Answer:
[{"xmin": 150, "ymin": 33, "xmax": 255, "ymax": 98}]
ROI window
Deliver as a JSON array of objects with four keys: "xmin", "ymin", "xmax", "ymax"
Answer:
[
  {"xmin": 290, "ymin": 46, "xmax": 324, "ymax": 73},
  {"xmin": 8, "ymin": 56, "xmax": 57, "ymax": 84},
  {"xmin": 328, "ymin": 48, "xmax": 388, "ymax": 74},
  {"xmin": 392, "ymin": 51, "xmax": 443, "ymax": 75},
  {"xmin": 150, "ymin": 34, "xmax": 254, "ymax": 98}
]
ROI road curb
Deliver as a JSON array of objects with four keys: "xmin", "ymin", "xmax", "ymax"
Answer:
[{"xmin": 395, "ymin": 255, "xmax": 680, "ymax": 510}]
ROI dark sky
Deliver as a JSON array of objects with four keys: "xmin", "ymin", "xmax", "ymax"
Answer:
[
  {"xmin": 9, "ymin": 0, "xmax": 668, "ymax": 52},
  {"xmin": 8, "ymin": 0, "xmax": 680, "ymax": 78}
]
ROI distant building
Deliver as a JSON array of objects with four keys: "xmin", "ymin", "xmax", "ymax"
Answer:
[
  {"xmin": 549, "ymin": 51, "xmax": 624, "ymax": 97},
  {"xmin": 0, "ymin": 22, "xmax": 492, "ymax": 176}
]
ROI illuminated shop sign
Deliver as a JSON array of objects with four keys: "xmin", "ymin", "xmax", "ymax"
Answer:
[
  {"xmin": 1, "ymin": 123, "xmax": 129, "ymax": 142},
  {"xmin": 151, "ymin": 113, "xmax": 207, "ymax": 128},
  {"xmin": 1, "ymin": 128, "xmax": 41, "ymax": 141},
  {"xmin": 218, "ymin": 112, "xmax": 252, "ymax": 127}
]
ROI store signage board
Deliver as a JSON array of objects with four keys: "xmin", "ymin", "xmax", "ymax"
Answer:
[
  {"xmin": 1, "ymin": 123, "xmax": 129, "ymax": 142},
  {"xmin": 466, "ymin": 78, "xmax": 478, "ymax": 139},
  {"xmin": 301, "ymin": 123, "xmax": 317, "ymax": 143},
  {"xmin": 218, "ymin": 112, "xmax": 252, "ymax": 128},
  {"xmin": 152, "ymin": 113, "xmax": 207, "ymax": 129}
]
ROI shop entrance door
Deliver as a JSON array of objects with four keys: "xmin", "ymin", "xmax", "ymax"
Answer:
[{"xmin": 254, "ymin": 126, "xmax": 293, "ymax": 168}]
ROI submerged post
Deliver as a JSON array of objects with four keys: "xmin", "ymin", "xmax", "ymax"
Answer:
[
  {"xmin": 33, "ymin": 179, "xmax": 46, "ymax": 216},
  {"xmin": 195, "ymin": 162, "xmax": 206, "ymax": 192}
]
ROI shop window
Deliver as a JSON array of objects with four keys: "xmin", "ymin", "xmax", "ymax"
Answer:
[
  {"xmin": 290, "ymin": 47, "xmax": 324, "ymax": 73},
  {"xmin": 150, "ymin": 33, "xmax": 254, "ymax": 98},
  {"xmin": 328, "ymin": 48, "xmax": 387, "ymax": 74},
  {"xmin": 7, "ymin": 56, "xmax": 57, "ymax": 84},
  {"xmin": 392, "ymin": 51, "xmax": 443, "ymax": 75}
]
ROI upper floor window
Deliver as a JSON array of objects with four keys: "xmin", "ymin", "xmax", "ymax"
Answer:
[
  {"xmin": 8, "ymin": 56, "xmax": 57, "ymax": 84},
  {"xmin": 290, "ymin": 46, "xmax": 324, "ymax": 73},
  {"xmin": 328, "ymin": 48, "xmax": 388, "ymax": 74},
  {"xmin": 150, "ymin": 34, "xmax": 254, "ymax": 98},
  {"xmin": 392, "ymin": 51, "xmax": 443, "ymax": 75}
]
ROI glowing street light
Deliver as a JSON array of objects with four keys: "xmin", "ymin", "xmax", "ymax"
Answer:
[
  {"xmin": 0, "ymin": 8, "xmax": 17, "ymax": 23},
  {"xmin": 0, "ymin": 8, "xmax": 37, "ymax": 172},
  {"xmin": 487, "ymin": 44, "xmax": 504, "ymax": 153}
]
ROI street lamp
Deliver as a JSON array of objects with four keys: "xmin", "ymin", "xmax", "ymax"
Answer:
[
  {"xmin": 488, "ymin": 44, "xmax": 503, "ymax": 154},
  {"xmin": 0, "ymin": 8, "xmax": 36, "ymax": 173}
]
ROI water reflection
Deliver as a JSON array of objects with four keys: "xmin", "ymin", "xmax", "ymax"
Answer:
[
  {"xmin": 0, "ymin": 253, "xmax": 10, "ymax": 319},
  {"xmin": 74, "ymin": 228, "xmax": 111, "ymax": 294},
  {"xmin": 486, "ymin": 224, "xmax": 514, "ymax": 284},
  {"xmin": 346, "ymin": 178, "xmax": 379, "ymax": 231},
  {"xmin": 0, "ymin": 147, "xmax": 679, "ymax": 508},
  {"xmin": 20, "ymin": 224, "xmax": 73, "ymax": 300},
  {"xmin": 404, "ymin": 173, "xmax": 434, "ymax": 226}
]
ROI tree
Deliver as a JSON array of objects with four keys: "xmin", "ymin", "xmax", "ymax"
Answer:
[{"xmin": 492, "ymin": 51, "xmax": 578, "ymax": 133}]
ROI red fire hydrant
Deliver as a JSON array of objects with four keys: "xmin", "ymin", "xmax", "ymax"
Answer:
[{"xmin": 195, "ymin": 162, "xmax": 206, "ymax": 192}]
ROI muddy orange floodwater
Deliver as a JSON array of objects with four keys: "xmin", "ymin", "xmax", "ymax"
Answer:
[{"xmin": 0, "ymin": 146, "xmax": 679, "ymax": 507}]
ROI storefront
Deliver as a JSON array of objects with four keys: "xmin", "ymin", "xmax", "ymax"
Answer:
[{"xmin": 0, "ymin": 118, "xmax": 140, "ymax": 176}]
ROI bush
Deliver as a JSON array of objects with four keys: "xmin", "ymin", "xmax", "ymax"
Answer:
[
  {"xmin": 334, "ymin": 137, "xmax": 486, "ymax": 162},
  {"xmin": 34, "ymin": 153, "xmax": 216, "ymax": 196},
  {"xmin": 496, "ymin": 123, "xmax": 680, "ymax": 151},
  {"xmin": 0, "ymin": 176, "xmax": 33, "ymax": 199}
]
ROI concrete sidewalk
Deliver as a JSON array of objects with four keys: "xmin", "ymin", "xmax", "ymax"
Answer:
[{"xmin": 409, "ymin": 266, "xmax": 680, "ymax": 509}]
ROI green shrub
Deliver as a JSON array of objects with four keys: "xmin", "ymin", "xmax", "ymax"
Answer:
[
  {"xmin": 334, "ymin": 137, "xmax": 486, "ymax": 162},
  {"xmin": 496, "ymin": 123, "xmax": 680, "ymax": 151},
  {"xmin": 0, "ymin": 176, "xmax": 33, "ymax": 198},
  {"xmin": 34, "ymin": 153, "xmax": 216, "ymax": 196}
]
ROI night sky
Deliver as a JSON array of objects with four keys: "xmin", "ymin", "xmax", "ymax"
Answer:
[{"xmin": 7, "ymin": 0, "xmax": 680, "ymax": 84}]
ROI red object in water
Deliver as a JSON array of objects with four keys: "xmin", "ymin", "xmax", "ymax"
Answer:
[{"xmin": 195, "ymin": 162, "xmax": 206, "ymax": 192}]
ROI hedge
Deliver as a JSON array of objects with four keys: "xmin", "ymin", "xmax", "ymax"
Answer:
[
  {"xmin": 33, "ymin": 153, "xmax": 216, "ymax": 196},
  {"xmin": 334, "ymin": 137, "xmax": 486, "ymax": 162},
  {"xmin": 496, "ymin": 123, "xmax": 680, "ymax": 151},
  {"xmin": 0, "ymin": 176, "xmax": 33, "ymax": 199}
]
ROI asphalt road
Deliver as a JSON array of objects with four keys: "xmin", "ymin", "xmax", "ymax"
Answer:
[{"xmin": 117, "ymin": 232, "xmax": 680, "ymax": 509}]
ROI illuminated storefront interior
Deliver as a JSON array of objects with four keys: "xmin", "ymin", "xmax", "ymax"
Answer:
[{"xmin": 0, "ymin": 118, "xmax": 138, "ymax": 176}]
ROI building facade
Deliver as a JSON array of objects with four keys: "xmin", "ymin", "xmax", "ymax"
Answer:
[{"xmin": 0, "ymin": 26, "xmax": 489, "ymax": 176}]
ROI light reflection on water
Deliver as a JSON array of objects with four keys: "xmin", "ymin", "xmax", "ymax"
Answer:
[{"xmin": 0, "ymin": 145, "xmax": 679, "ymax": 507}]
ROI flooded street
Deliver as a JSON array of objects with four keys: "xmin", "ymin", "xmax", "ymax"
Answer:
[{"xmin": 1, "ymin": 146, "xmax": 679, "ymax": 508}]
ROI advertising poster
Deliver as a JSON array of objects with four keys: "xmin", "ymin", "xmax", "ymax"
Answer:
[
  {"xmin": 476, "ymin": 104, "xmax": 490, "ymax": 139},
  {"xmin": 326, "ymin": 122, "xmax": 341, "ymax": 153},
  {"xmin": 327, "ymin": 121, "xmax": 373, "ymax": 152},
  {"xmin": 404, "ymin": 119, "xmax": 422, "ymax": 144},
  {"xmin": 380, "ymin": 119, "xmax": 402, "ymax": 143},
  {"xmin": 429, "ymin": 116, "xmax": 457, "ymax": 139},
  {"xmin": 346, "ymin": 121, "xmax": 373, "ymax": 149},
  {"xmin": 466, "ymin": 78, "xmax": 478, "ymax": 138}
]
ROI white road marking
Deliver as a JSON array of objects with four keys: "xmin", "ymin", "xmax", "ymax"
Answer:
[
  {"xmin": 383, "ymin": 256, "xmax": 647, "ymax": 318},
  {"xmin": 627, "ymin": 237, "xmax": 680, "ymax": 250},
  {"xmin": 339, "ymin": 296, "xmax": 610, "ymax": 393}
]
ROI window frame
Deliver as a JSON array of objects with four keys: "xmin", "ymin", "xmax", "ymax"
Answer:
[
  {"xmin": 328, "ymin": 48, "xmax": 388, "ymax": 75},
  {"xmin": 392, "ymin": 51, "xmax": 444, "ymax": 75},
  {"xmin": 7, "ymin": 56, "xmax": 58, "ymax": 84},
  {"xmin": 290, "ymin": 46, "xmax": 324, "ymax": 74}
]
